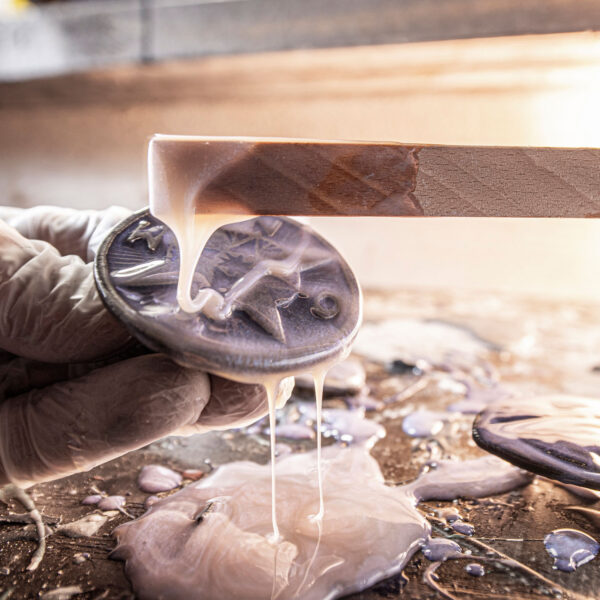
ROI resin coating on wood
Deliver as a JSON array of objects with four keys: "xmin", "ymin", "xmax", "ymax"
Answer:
[{"xmin": 149, "ymin": 135, "xmax": 421, "ymax": 217}]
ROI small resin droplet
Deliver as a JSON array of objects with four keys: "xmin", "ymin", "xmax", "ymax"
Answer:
[
  {"xmin": 544, "ymin": 528, "xmax": 600, "ymax": 572},
  {"xmin": 138, "ymin": 465, "xmax": 183, "ymax": 493},
  {"xmin": 72, "ymin": 553, "xmax": 89, "ymax": 565},
  {"xmin": 465, "ymin": 563, "xmax": 485, "ymax": 577},
  {"xmin": 322, "ymin": 408, "xmax": 385, "ymax": 447},
  {"xmin": 436, "ymin": 507, "xmax": 462, "ymax": 523},
  {"xmin": 145, "ymin": 495, "xmax": 160, "ymax": 509},
  {"xmin": 451, "ymin": 521, "xmax": 474, "ymax": 536},
  {"xmin": 97, "ymin": 495, "xmax": 126, "ymax": 511},
  {"xmin": 81, "ymin": 494, "xmax": 102, "ymax": 505},
  {"xmin": 422, "ymin": 538, "xmax": 462, "ymax": 561},
  {"xmin": 402, "ymin": 410, "xmax": 447, "ymax": 438}
]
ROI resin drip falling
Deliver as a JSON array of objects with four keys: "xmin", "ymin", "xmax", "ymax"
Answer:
[
  {"xmin": 264, "ymin": 378, "xmax": 282, "ymax": 542},
  {"xmin": 313, "ymin": 369, "xmax": 326, "ymax": 521},
  {"xmin": 149, "ymin": 197, "xmax": 338, "ymax": 547},
  {"xmin": 265, "ymin": 368, "xmax": 329, "ymax": 543}
]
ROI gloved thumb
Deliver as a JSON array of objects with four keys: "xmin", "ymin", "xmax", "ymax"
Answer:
[
  {"xmin": 0, "ymin": 218, "xmax": 130, "ymax": 363},
  {"xmin": 0, "ymin": 205, "xmax": 131, "ymax": 262}
]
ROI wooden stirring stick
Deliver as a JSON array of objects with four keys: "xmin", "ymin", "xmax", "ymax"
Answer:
[{"xmin": 149, "ymin": 135, "xmax": 600, "ymax": 218}]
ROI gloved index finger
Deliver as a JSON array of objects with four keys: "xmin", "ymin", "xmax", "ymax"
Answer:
[{"xmin": 0, "ymin": 205, "xmax": 131, "ymax": 262}]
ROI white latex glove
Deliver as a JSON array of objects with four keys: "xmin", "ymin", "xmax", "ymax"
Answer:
[{"xmin": 0, "ymin": 206, "xmax": 289, "ymax": 488}]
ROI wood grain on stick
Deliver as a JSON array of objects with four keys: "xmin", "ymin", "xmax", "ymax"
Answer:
[
  {"xmin": 150, "ymin": 136, "xmax": 600, "ymax": 218},
  {"xmin": 417, "ymin": 146, "xmax": 600, "ymax": 217}
]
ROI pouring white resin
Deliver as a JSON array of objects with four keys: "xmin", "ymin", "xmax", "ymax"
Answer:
[
  {"xmin": 148, "ymin": 134, "xmax": 351, "ymax": 544},
  {"xmin": 132, "ymin": 135, "xmax": 529, "ymax": 599}
]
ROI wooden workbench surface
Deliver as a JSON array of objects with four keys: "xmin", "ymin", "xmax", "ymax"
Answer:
[{"xmin": 1, "ymin": 287, "xmax": 599, "ymax": 599}]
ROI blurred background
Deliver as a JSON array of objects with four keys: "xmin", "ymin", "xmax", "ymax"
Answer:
[{"xmin": 1, "ymin": 0, "xmax": 600, "ymax": 301}]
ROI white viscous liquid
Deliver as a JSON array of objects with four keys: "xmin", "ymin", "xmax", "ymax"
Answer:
[
  {"xmin": 257, "ymin": 367, "xmax": 331, "ymax": 546},
  {"xmin": 147, "ymin": 162, "xmax": 359, "ymax": 596},
  {"xmin": 150, "ymin": 184, "xmax": 340, "ymax": 545},
  {"xmin": 260, "ymin": 370, "xmax": 330, "ymax": 600},
  {"xmin": 158, "ymin": 212, "xmax": 248, "ymax": 315},
  {"xmin": 263, "ymin": 377, "xmax": 283, "ymax": 543},
  {"xmin": 149, "ymin": 135, "xmax": 251, "ymax": 315},
  {"xmin": 113, "ymin": 448, "xmax": 530, "ymax": 600},
  {"xmin": 312, "ymin": 370, "xmax": 326, "ymax": 522}
]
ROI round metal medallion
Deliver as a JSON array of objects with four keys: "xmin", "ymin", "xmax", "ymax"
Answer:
[{"xmin": 94, "ymin": 209, "xmax": 361, "ymax": 379}]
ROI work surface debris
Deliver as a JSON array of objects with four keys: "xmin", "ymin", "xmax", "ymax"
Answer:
[{"xmin": 1, "ymin": 288, "xmax": 600, "ymax": 600}]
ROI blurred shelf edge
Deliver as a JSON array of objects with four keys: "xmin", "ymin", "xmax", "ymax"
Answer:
[{"xmin": 2, "ymin": 0, "xmax": 600, "ymax": 82}]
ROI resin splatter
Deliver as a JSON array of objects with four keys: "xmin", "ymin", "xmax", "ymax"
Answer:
[
  {"xmin": 544, "ymin": 529, "xmax": 600, "ymax": 572},
  {"xmin": 465, "ymin": 563, "xmax": 485, "ymax": 577},
  {"xmin": 422, "ymin": 538, "xmax": 462, "ymax": 562},
  {"xmin": 138, "ymin": 465, "xmax": 183, "ymax": 493},
  {"xmin": 402, "ymin": 410, "xmax": 448, "ymax": 438}
]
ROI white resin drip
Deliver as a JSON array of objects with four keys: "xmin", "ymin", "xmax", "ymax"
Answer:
[
  {"xmin": 175, "ymin": 214, "xmax": 244, "ymax": 314},
  {"xmin": 265, "ymin": 378, "xmax": 282, "ymax": 543},
  {"xmin": 152, "ymin": 212, "xmax": 247, "ymax": 315},
  {"xmin": 150, "ymin": 196, "xmax": 310, "ymax": 319},
  {"xmin": 149, "ymin": 135, "xmax": 250, "ymax": 315},
  {"xmin": 264, "ymin": 365, "xmax": 332, "ymax": 542},
  {"xmin": 312, "ymin": 369, "xmax": 326, "ymax": 522}
]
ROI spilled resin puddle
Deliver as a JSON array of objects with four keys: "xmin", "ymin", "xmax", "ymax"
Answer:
[
  {"xmin": 5, "ymin": 291, "xmax": 600, "ymax": 600},
  {"xmin": 113, "ymin": 446, "xmax": 529, "ymax": 600}
]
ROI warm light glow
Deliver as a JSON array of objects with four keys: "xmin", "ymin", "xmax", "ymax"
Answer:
[{"xmin": 2, "ymin": 31, "xmax": 600, "ymax": 300}]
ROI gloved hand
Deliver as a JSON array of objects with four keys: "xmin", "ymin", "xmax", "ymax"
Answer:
[{"xmin": 0, "ymin": 206, "xmax": 291, "ymax": 488}]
